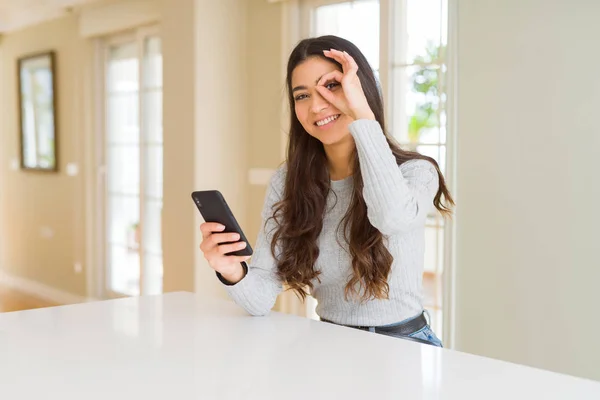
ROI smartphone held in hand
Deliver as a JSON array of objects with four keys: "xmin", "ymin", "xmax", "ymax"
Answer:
[{"xmin": 191, "ymin": 190, "xmax": 253, "ymax": 257}]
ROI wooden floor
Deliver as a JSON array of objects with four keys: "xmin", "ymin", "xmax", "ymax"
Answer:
[{"xmin": 0, "ymin": 285, "xmax": 57, "ymax": 313}]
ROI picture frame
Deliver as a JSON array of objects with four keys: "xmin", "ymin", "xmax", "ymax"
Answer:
[{"xmin": 17, "ymin": 50, "xmax": 58, "ymax": 172}]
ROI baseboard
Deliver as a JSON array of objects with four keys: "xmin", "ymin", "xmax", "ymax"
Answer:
[{"xmin": 0, "ymin": 270, "xmax": 92, "ymax": 305}]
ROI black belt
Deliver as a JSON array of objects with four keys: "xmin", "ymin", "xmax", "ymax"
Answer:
[{"xmin": 322, "ymin": 311, "xmax": 428, "ymax": 336}]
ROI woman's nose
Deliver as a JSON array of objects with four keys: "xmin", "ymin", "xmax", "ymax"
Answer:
[{"xmin": 310, "ymin": 92, "xmax": 329, "ymax": 114}]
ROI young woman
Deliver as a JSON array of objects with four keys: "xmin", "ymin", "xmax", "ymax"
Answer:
[{"xmin": 199, "ymin": 35, "xmax": 454, "ymax": 347}]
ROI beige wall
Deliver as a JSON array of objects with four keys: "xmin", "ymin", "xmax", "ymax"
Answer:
[
  {"xmin": 162, "ymin": 0, "xmax": 284, "ymax": 297},
  {"xmin": 454, "ymin": 0, "xmax": 600, "ymax": 381},
  {"xmin": 160, "ymin": 0, "xmax": 196, "ymax": 293},
  {"xmin": 0, "ymin": 14, "xmax": 92, "ymax": 297},
  {"xmin": 245, "ymin": 0, "xmax": 286, "ymax": 244},
  {"xmin": 160, "ymin": 0, "xmax": 291, "ymax": 301},
  {"xmin": 192, "ymin": 0, "xmax": 250, "ymax": 299}
]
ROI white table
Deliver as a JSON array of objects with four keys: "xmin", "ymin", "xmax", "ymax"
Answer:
[{"xmin": 0, "ymin": 292, "xmax": 598, "ymax": 399}]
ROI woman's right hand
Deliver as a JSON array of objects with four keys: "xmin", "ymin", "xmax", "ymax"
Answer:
[{"xmin": 199, "ymin": 222, "xmax": 251, "ymax": 284}]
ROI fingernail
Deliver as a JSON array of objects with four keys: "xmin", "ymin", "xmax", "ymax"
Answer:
[
  {"xmin": 232, "ymin": 233, "xmax": 240, "ymax": 240},
  {"xmin": 239, "ymin": 242, "xmax": 247, "ymax": 248},
  {"xmin": 217, "ymin": 224, "xmax": 225, "ymax": 231}
]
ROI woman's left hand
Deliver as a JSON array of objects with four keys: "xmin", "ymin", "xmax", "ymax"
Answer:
[{"xmin": 315, "ymin": 49, "xmax": 376, "ymax": 121}]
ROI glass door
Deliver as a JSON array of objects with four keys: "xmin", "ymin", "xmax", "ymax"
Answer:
[{"xmin": 102, "ymin": 28, "xmax": 163, "ymax": 298}]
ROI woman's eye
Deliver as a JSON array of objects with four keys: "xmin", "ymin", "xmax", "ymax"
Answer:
[
  {"xmin": 295, "ymin": 94, "xmax": 308, "ymax": 101},
  {"xmin": 325, "ymin": 82, "xmax": 340, "ymax": 90}
]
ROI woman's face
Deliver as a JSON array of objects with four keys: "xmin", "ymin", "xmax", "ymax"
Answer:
[{"xmin": 291, "ymin": 56, "xmax": 353, "ymax": 146}]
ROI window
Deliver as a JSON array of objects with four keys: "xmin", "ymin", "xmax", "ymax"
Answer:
[
  {"xmin": 389, "ymin": 0, "xmax": 448, "ymax": 338},
  {"xmin": 301, "ymin": 0, "xmax": 451, "ymax": 338},
  {"xmin": 101, "ymin": 28, "xmax": 163, "ymax": 297},
  {"xmin": 312, "ymin": 0, "xmax": 380, "ymax": 75}
]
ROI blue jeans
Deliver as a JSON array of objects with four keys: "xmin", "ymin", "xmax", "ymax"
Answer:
[
  {"xmin": 375, "ymin": 311, "xmax": 443, "ymax": 347},
  {"xmin": 407, "ymin": 325, "xmax": 443, "ymax": 347}
]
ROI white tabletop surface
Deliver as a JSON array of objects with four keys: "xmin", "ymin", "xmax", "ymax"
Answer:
[{"xmin": 0, "ymin": 292, "xmax": 598, "ymax": 399}]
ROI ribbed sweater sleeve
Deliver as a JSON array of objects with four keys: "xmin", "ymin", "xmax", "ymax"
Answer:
[{"xmin": 349, "ymin": 119, "xmax": 439, "ymax": 236}]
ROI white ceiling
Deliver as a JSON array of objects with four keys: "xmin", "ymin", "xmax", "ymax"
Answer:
[{"xmin": 0, "ymin": 0, "xmax": 100, "ymax": 33}]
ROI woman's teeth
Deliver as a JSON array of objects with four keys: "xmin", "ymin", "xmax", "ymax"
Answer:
[{"xmin": 316, "ymin": 114, "xmax": 340, "ymax": 127}]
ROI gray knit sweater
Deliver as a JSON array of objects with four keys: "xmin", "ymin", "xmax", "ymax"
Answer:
[{"xmin": 221, "ymin": 119, "xmax": 439, "ymax": 326}]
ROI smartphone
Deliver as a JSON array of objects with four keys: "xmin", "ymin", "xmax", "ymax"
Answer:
[{"xmin": 191, "ymin": 190, "xmax": 253, "ymax": 257}]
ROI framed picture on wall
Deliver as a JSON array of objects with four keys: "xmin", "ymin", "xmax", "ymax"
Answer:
[{"xmin": 17, "ymin": 51, "xmax": 58, "ymax": 172}]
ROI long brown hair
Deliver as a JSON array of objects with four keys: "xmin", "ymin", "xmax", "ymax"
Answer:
[{"xmin": 270, "ymin": 35, "xmax": 454, "ymax": 302}]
